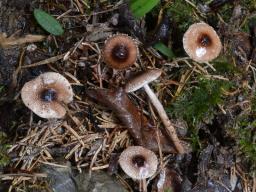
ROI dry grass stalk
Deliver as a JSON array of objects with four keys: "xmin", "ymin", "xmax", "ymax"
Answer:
[
  {"xmin": 0, "ymin": 33, "xmax": 45, "ymax": 47},
  {"xmin": 21, "ymin": 53, "xmax": 67, "ymax": 68}
]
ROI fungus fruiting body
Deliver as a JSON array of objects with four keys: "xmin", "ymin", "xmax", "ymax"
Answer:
[
  {"xmin": 125, "ymin": 69, "xmax": 185, "ymax": 154},
  {"xmin": 119, "ymin": 146, "xmax": 158, "ymax": 180},
  {"xmin": 125, "ymin": 69, "xmax": 162, "ymax": 92},
  {"xmin": 102, "ymin": 34, "xmax": 138, "ymax": 69},
  {"xmin": 183, "ymin": 22, "xmax": 222, "ymax": 62},
  {"xmin": 21, "ymin": 72, "xmax": 73, "ymax": 119}
]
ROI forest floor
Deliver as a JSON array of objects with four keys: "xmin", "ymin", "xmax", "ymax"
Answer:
[{"xmin": 0, "ymin": 0, "xmax": 255, "ymax": 191}]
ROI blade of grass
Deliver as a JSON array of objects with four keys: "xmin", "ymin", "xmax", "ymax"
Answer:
[
  {"xmin": 153, "ymin": 42, "xmax": 175, "ymax": 59},
  {"xmin": 129, "ymin": 0, "xmax": 160, "ymax": 18}
]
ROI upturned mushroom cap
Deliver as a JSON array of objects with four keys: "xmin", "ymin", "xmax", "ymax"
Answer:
[
  {"xmin": 119, "ymin": 146, "xmax": 158, "ymax": 180},
  {"xmin": 125, "ymin": 69, "xmax": 162, "ymax": 92},
  {"xmin": 21, "ymin": 72, "xmax": 73, "ymax": 119},
  {"xmin": 183, "ymin": 22, "xmax": 222, "ymax": 62},
  {"xmin": 102, "ymin": 34, "xmax": 138, "ymax": 69}
]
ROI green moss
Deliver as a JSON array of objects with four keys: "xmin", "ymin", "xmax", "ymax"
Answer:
[
  {"xmin": 164, "ymin": 188, "xmax": 173, "ymax": 192},
  {"xmin": 224, "ymin": 92, "xmax": 256, "ymax": 173},
  {"xmin": 240, "ymin": 0, "xmax": 256, "ymax": 11},
  {"xmin": 208, "ymin": 3, "xmax": 233, "ymax": 23},
  {"xmin": 251, "ymin": 95, "xmax": 256, "ymax": 114},
  {"xmin": 170, "ymin": 78, "xmax": 230, "ymax": 125},
  {"xmin": 0, "ymin": 132, "xmax": 10, "ymax": 167},
  {"xmin": 237, "ymin": 1, "xmax": 256, "ymax": 32},
  {"xmin": 213, "ymin": 57, "xmax": 237, "ymax": 74},
  {"xmin": 167, "ymin": 0, "xmax": 195, "ymax": 33},
  {"xmin": 189, "ymin": 126, "xmax": 201, "ymax": 150},
  {"xmin": 234, "ymin": 116, "xmax": 256, "ymax": 172},
  {"xmin": 167, "ymin": 78, "xmax": 231, "ymax": 150}
]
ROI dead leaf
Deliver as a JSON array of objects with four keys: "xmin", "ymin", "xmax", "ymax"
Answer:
[{"xmin": 86, "ymin": 88, "xmax": 176, "ymax": 153}]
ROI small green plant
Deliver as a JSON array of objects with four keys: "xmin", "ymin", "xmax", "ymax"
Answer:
[
  {"xmin": 34, "ymin": 9, "xmax": 64, "ymax": 36},
  {"xmin": 129, "ymin": 0, "xmax": 160, "ymax": 18}
]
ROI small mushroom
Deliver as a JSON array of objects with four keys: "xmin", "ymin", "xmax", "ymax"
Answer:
[
  {"xmin": 119, "ymin": 146, "xmax": 158, "ymax": 180},
  {"xmin": 125, "ymin": 69, "xmax": 184, "ymax": 154},
  {"xmin": 102, "ymin": 34, "xmax": 138, "ymax": 69},
  {"xmin": 183, "ymin": 22, "xmax": 222, "ymax": 63},
  {"xmin": 21, "ymin": 72, "xmax": 73, "ymax": 119}
]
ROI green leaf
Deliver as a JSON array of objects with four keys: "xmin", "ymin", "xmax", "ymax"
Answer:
[
  {"xmin": 129, "ymin": 0, "xmax": 160, "ymax": 18},
  {"xmin": 34, "ymin": 9, "xmax": 64, "ymax": 36},
  {"xmin": 153, "ymin": 42, "xmax": 175, "ymax": 59}
]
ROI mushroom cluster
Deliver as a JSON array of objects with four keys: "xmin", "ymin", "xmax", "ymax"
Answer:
[{"xmin": 21, "ymin": 72, "xmax": 73, "ymax": 119}]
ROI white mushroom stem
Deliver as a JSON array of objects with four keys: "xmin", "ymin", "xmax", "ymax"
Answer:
[
  {"xmin": 143, "ymin": 84, "xmax": 185, "ymax": 154},
  {"xmin": 141, "ymin": 179, "xmax": 147, "ymax": 192}
]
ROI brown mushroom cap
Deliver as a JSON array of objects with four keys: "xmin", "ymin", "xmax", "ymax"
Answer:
[
  {"xmin": 21, "ymin": 72, "xmax": 73, "ymax": 119},
  {"xmin": 119, "ymin": 146, "xmax": 158, "ymax": 180},
  {"xmin": 125, "ymin": 69, "xmax": 162, "ymax": 93},
  {"xmin": 183, "ymin": 22, "xmax": 222, "ymax": 62},
  {"xmin": 102, "ymin": 34, "xmax": 138, "ymax": 69}
]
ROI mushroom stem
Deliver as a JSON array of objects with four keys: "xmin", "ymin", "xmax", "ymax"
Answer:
[
  {"xmin": 143, "ymin": 84, "xmax": 184, "ymax": 154},
  {"xmin": 141, "ymin": 179, "xmax": 147, "ymax": 192}
]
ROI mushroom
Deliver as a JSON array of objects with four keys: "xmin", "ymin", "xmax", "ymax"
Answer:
[
  {"xmin": 102, "ymin": 34, "xmax": 138, "ymax": 69},
  {"xmin": 183, "ymin": 22, "xmax": 222, "ymax": 63},
  {"xmin": 21, "ymin": 72, "xmax": 73, "ymax": 119},
  {"xmin": 119, "ymin": 146, "xmax": 158, "ymax": 191},
  {"xmin": 125, "ymin": 69, "xmax": 184, "ymax": 154}
]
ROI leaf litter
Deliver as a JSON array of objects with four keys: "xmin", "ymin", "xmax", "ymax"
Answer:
[{"xmin": 0, "ymin": 0, "xmax": 255, "ymax": 191}]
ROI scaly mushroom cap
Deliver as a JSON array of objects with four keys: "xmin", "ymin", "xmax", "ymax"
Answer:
[
  {"xmin": 103, "ymin": 34, "xmax": 138, "ymax": 69},
  {"xmin": 125, "ymin": 69, "xmax": 162, "ymax": 92},
  {"xmin": 119, "ymin": 146, "xmax": 158, "ymax": 180},
  {"xmin": 21, "ymin": 72, "xmax": 73, "ymax": 119},
  {"xmin": 183, "ymin": 22, "xmax": 222, "ymax": 62}
]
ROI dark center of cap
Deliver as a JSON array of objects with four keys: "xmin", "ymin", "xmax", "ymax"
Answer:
[
  {"xmin": 111, "ymin": 44, "xmax": 129, "ymax": 61},
  {"xmin": 132, "ymin": 155, "xmax": 146, "ymax": 168},
  {"xmin": 197, "ymin": 33, "xmax": 212, "ymax": 47},
  {"xmin": 41, "ymin": 88, "xmax": 58, "ymax": 102}
]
